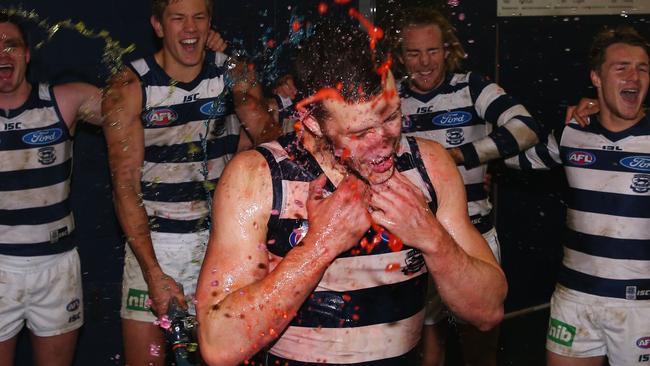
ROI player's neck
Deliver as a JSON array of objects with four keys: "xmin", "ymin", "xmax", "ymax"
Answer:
[
  {"xmin": 154, "ymin": 49, "xmax": 204, "ymax": 84},
  {"xmin": 0, "ymin": 81, "xmax": 31, "ymax": 112},
  {"xmin": 598, "ymin": 107, "xmax": 646, "ymax": 133}
]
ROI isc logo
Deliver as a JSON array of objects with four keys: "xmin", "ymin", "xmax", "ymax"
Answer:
[{"xmin": 567, "ymin": 151, "xmax": 596, "ymax": 166}]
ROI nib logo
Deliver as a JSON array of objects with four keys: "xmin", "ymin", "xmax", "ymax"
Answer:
[
  {"xmin": 126, "ymin": 288, "xmax": 151, "ymax": 312},
  {"xmin": 547, "ymin": 318, "xmax": 576, "ymax": 347}
]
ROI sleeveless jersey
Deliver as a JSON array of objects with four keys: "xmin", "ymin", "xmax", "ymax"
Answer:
[
  {"xmin": 255, "ymin": 133, "xmax": 437, "ymax": 365},
  {"xmin": 400, "ymin": 72, "xmax": 540, "ymax": 234},
  {"xmin": 0, "ymin": 83, "xmax": 75, "ymax": 256},
  {"xmin": 130, "ymin": 51, "xmax": 240, "ymax": 233},
  {"xmin": 507, "ymin": 116, "xmax": 650, "ymax": 300}
]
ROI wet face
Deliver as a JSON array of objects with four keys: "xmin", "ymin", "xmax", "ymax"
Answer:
[
  {"xmin": 399, "ymin": 24, "xmax": 447, "ymax": 94},
  {"xmin": 151, "ymin": 0, "xmax": 211, "ymax": 67},
  {"xmin": 0, "ymin": 22, "xmax": 29, "ymax": 94},
  {"xmin": 592, "ymin": 43, "xmax": 649, "ymax": 123},
  {"xmin": 319, "ymin": 78, "xmax": 402, "ymax": 185}
]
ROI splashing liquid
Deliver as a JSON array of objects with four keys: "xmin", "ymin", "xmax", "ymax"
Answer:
[{"xmin": 0, "ymin": 6, "xmax": 135, "ymax": 78}]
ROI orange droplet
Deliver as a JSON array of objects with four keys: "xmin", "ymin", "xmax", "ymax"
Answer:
[
  {"xmin": 385, "ymin": 262, "xmax": 401, "ymax": 272},
  {"xmin": 359, "ymin": 237, "xmax": 368, "ymax": 249},
  {"xmin": 334, "ymin": 0, "xmax": 352, "ymax": 3},
  {"xmin": 352, "ymin": 313, "xmax": 360, "ymax": 321},
  {"xmin": 388, "ymin": 235, "xmax": 404, "ymax": 252},
  {"xmin": 342, "ymin": 294, "xmax": 352, "ymax": 302},
  {"xmin": 292, "ymin": 21, "xmax": 301, "ymax": 32},
  {"xmin": 341, "ymin": 148, "xmax": 351, "ymax": 161},
  {"xmin": 318, "ymin": 2, "xmax": 328, "ymax": 14},
  {"xmin": 267, "ymin": 39, "xmax": 276, "ymax": 48}
]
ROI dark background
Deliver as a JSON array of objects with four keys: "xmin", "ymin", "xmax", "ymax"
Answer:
[{"xmin": 2, "ymin": 0, "xmax": 649, "ymax": 364}]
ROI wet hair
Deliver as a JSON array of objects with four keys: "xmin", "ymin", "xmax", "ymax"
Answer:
[
  {"xmin": 0, "ymin": 12, "xmax": 30, "ymax": 49},
  {"xmin": 293, "ymin": 20, "xmax": 384, "ymax": 122},
  {"xmin": 151, "ymin": 0, "xmax": 214, "ymax": 20},
  {"xmin": 392, "ymin": 6, "xmax": 465, "ymax": 74},
  {"xmin": 589, "ymin": 26, "xmax": 650, "ymax": 72}
]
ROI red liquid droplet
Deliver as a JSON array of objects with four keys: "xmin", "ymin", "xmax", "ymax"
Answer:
[
  {"xmin": 318, "ymin": 2, "xmax": 328, "ymax": 14},
  {"xmin": 385, "ymin": 262, "xmax": 401, "ymax": 272}
]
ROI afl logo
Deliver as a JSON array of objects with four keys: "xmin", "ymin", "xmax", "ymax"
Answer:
[
  {"xmin": 620, "ymin": 156, "xmax": 650, "ymax": 172},
  {"xmin": 289, "ymin": 221, "xmax": 309, "ymax": 247},
  {"xmin": 22, "ymin": 128, "xmax": 63, "ymax": 145},
  {"xmin": 432, "ymin": 111, "xmax": 472, "ymax": 127},
  {"xmin": 66, "ymin": 299, "xmax": 81, "ymax": 312},
  {"xmin": 637, "ymin": 337, "xmax": 650, "ymax": 348},
  {"xmin": 145, "ymin": 108, "xmax": 178, "ymax": 126},
  {"xmin": 567, "ymin": 151, "xmax": 596, "ymax": 166},
  {"xmin": 200, "ymin": 99, "xmax": 227, "ymax": 117}
]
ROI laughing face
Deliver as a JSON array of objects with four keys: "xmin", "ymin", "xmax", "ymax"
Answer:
[
  {"xmin": 399, "ymin": 24, "xmax": 447, "ymax": 94},
  {"xmin": 319, "ymin": 77, "xmax": 403, "ymax": 185},
  {"xmin": 151, "ymin": 0, "xmax": 211, "ymax": 68},
  {"xmin": 592, "ymin": 43, "xmax": 649, "ymax": 124},
  {"xmin": 0, "ymin": 22, "xmax": 29, "ymax": 95}
]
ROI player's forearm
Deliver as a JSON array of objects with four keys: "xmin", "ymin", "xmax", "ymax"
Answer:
[
  {"xmin": 422, "ymin": 227, "xmax": 506, "ymax": 331},
  {"xmin": 457, "ymin": 120, "xmax": 539, "ymax": 169},
  {"xmin": 110, "ymin": 168, "xmax": 161, "ymax": 276},
  {"xmin": 198, "ymin": 237, "xmax": 333, "ymax": 366}
]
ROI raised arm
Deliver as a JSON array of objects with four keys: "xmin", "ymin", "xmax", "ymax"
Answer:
[
  {"xmin": 196, "ymin": 152, "xmax": 372, "ymax": 366},
  {"xmin": 54, "ymin": 82, "xmax": 104, "ymax": 130},
  {"xmin": 370, "ymin": 139, "xmax": 506, "ymax": 330},
  {"xmin": 230, "ymin": 62, "xmax": 282, "ymax": 145},
  {"xmin": 449, "ymin": 72, "xmax": 542, "ymax": 168},
  {"xmin": 102, "ymin": 69, "xmax": 184, "ymax": 316}
]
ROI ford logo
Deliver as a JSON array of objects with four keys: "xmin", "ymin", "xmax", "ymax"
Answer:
[
  {"xmin": 567, "ymin": 151, "xmax": 596, "ymax": 166},
  {"xmin": 22, "ymin": 128, "xmax": 63, "ymax": 146},
  {"xmin": 146, "ymin": 108, "xmax": 178, "ymax": 126},
  {"xmin": 200, "ymin": 100, "xmax": 227, "ymax": 117},
  {"xmin": 432, "ymin": 111, "xmax": 472, "ymax": 127},
  {"xmin": 637, "ymin": 337, "xmax": 650, "ymax": 348},
  {"xmin": 620, "ymin": 156, "xmax": 650, "ymax": 172}
]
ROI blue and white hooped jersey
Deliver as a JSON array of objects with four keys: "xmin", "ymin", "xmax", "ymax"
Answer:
[
  {"xmin": 0, "ymin": 83, "xmax": 75, "ymax": 256},
  {"xmin": 130, "ymin": 51, "xmax": 240, "ymax": 234},
  {"xmin": 507, "ymin": 116, "xmax": 650, "ymax": 301},
  {"xmin": 255, "ymin": 133, "xmax": 436, "ymax": 365},
  {"xmin": 400, "ymin": 72, "xmax": 540, "ymax": 233}
]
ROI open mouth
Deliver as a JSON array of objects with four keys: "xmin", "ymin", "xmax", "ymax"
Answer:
[
  {"xmin": 621, "ymin": 88, "xmax": 640, "ymax": 104},
  {"xmin": 180, "ymin": 38, "xmax": 199, "ymax": 52},
  {"xmin": 368, "ymin": 154, "xmax": 394, "ymax": 173},
  {"xmin": 0, "ymin": 63, "xmax": 14, "ymax": 79}
]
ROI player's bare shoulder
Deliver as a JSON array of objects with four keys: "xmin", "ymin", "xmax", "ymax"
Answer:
[
  {"xmin": 413, "ymin": 137, "xmax": 457, "ymax": 173},
  {"xmin": 102, "ymin": 67, "xmax": 141, "ymax": 112},
  {"xmin": 216, "ymin": 148, "xmax": 273, "ymax": 204}
]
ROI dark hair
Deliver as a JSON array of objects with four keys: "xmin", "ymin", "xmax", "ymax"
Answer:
[
  {"xmin": 589, "ymin": 26, "xmax": 649, "ymax": 72},
  {"xmin": 0, "ymin": 12, "xmax": 30, "ymax": 50},
  {"xmin": 294, "ymin": 20, "xmax": 384, "ymax": 122},
  {"xmin": 151, "ymin": 0, "xmax": 214, "ymax": 20},
  {"xmin": 391, "ymin": 6, "xmax": 465, "ymax": 74}
]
